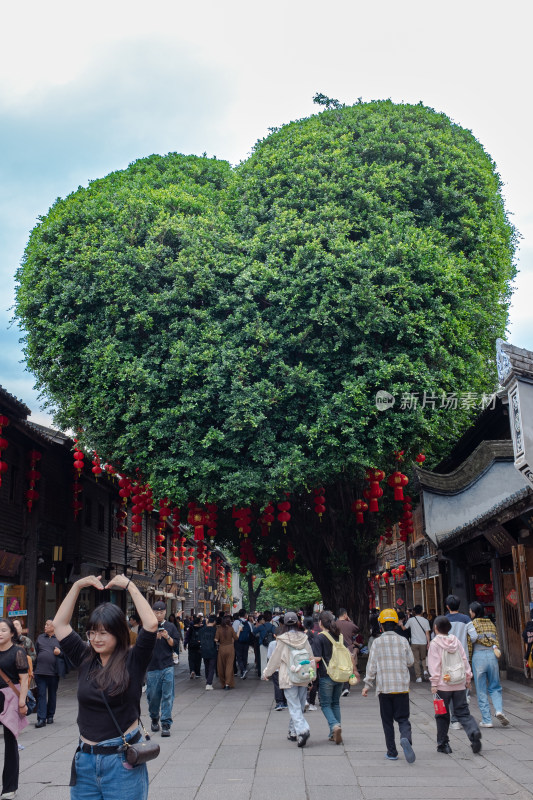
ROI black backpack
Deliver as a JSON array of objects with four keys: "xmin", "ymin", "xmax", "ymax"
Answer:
[{"xmin": 262, "ymin": 624, "xmax": 275, "ymax": 647}]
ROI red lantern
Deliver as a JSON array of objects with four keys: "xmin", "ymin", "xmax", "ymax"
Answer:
[
  {"xmin": 313, "ymin": 487, "xmax": 326, "ymax": 521},
  {"xmin": 388, "ymin": 471, "xmax": 408, "ymax": 501},
  {"xmin": 415, "ymin": 452, "xmax": 426, "ymax": 464},
  {"xmin": 366, "ymin": 469, "xmax": 385, "ymax": 512},
  {"xmin": 277, "ymin": 499, "xmax": 291, "ymax": 530},
  {"xmin": 382, "ymin": 571, "xmax": 389, "ymax": 584},
  {"xmin": 351, "ymin": 499, "xmax": 368, "ymax": 524},
  {"xmin": 0, "ymin": 415, "xmax": 10, "ymax": 429},
  {"xmin": 91, "ymin": 451, "xmax": 102, "ymax": 480},
  {"xmin": 287, "ymin": 543, "xmax": 295, "ymax": 561},
  {"xmin": 159, "ymin": 497, "xmax": 171, "ymax": 520}
]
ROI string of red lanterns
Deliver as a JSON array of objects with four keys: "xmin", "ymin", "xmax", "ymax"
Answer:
[{"xmin": 277, "ymin": 497, "xmax": 291, "ymax": 530}]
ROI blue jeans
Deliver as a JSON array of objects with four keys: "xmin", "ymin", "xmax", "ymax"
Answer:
[
  {"xmin": 71, "ymin": 729, "xmax": 148, "ymax": 800},
  {"xmin": 472, "ymin": 648, "xmax": 503, "ymax": 724},
  {"xmin": 284, "ymin": 686, "xmax": 309, "ymax": 737},
  {"xmin": 146, "ymin": 666, "xmax": 175, "ymax": 726},
  {"xmin": 35, "ymin": 674, "xmax": 59, "ymax": 721},
  {"xmin": 318, "ymin": 674, "xmax": 342, "ymax": 734}
]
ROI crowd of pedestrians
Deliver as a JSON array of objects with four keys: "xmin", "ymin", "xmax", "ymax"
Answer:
[{"xmin": 0, "ymin": 591, "xmax": 530, "ymax": 800}]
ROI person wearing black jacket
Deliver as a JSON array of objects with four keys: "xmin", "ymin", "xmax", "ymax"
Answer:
[
  {"xmin": 146, "ymin": 601, "xmax": 180, "ymax": 737},
  {"xmin": 184, "ymin": 617, "xmax": 203, "ymax": 679},
  {"xmin": 199, "ymin": 615, "xmax": 218, "ymax": 689}
]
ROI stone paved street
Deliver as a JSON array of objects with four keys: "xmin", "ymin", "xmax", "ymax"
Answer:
[{"xmin": 5, "ymin": 664, "xmax": 533, "ymax": 800}]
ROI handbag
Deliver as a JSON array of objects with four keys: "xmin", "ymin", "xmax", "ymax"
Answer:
[
  {"xmin": 433, "ymin": 692, "xmax": 446, "ymax": 715},
  {"xmin": 0, "ymin": 666, "xmax": 37, "ymax": 715},
  {"xmin": 100, "ymin": 691, "xmax": 160, "ymax": 766}
]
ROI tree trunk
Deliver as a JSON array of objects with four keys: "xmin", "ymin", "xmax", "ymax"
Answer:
[
  {"xmin": 246, "ymin": 573, "xmax": 264, "ymax": 613},
  {"xmin": 288, "ymin": 479, "xmax": 379, "ymax": 631}
]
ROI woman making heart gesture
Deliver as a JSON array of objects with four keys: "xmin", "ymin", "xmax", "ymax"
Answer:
[{"xmin": 53, "ymin": 573, "xmax": 158, "ymax": 800}]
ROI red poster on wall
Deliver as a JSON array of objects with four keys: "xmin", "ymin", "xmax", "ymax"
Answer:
[{"xmin": 506, "ymin": 588, "xmax": 518, "ymax": 606}]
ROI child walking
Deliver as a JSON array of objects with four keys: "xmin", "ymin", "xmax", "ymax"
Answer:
[
  {"xmin": 428, "ymin": 616, "xmax": 482, "ymax": 754},
  {"xmin": 361, "ymin": 608, "xmax": 416, "ymax": 763},
  {"xmin": 262, "ymin": 611, "xmax": 315, "ymax": 747}
]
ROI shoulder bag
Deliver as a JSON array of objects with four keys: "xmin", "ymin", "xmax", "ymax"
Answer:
[
  {"xmin": 0, "ymin": 666, "xmax": 37, "ymax": 714},
  {"xmin": 100, "ymin": 691, "xmax": 160, "ymax": 766}
]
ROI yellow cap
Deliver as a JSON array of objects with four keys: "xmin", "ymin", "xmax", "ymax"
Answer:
[{"xmin": 378, "ymin": 608, "xmax": 399, "ymax": 624}]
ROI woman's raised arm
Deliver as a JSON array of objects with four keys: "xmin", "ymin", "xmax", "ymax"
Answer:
[
  {"xmin": 105, "ymin": 574, "xmax": 158, "ymax": 632},
  {"xmin": 53, "ymin": 575, "xmax": 104, "ymax": 640}
]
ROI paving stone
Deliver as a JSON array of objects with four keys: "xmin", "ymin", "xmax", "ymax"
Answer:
[{"xmin": 7, "ymin": 665, "xmax": 533, "ymax": 800}]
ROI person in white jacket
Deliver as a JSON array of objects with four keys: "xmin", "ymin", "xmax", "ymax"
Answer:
[{"xmin": 262, "ymin": 612, "xmax": 315, "ymax": 747}]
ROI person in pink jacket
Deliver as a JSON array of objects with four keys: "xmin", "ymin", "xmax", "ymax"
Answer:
[{"xmin": 427, "ymin": 616, "xmax": 481, "ymax": 755}]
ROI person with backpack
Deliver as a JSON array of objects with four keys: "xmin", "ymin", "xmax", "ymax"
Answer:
[
  {"xmin": 311, "ymin": 610, "xmax": 353, "ymax": 744},
  {"xmin": 427, "ymin": 615, "xmax": 481, "ymax": 755},
  {"xmin": 262, "ymin": 611, "xmax": 314, "ymax": 746},
  {"xmin": 468, "ymin": 602, "xmax": 509, "ymax": 727},
  {"xmin": 361, "ymin": 608, "xmax": 416, "ymax": 764},
  {"xmin": 444, "ymin": 594, "xmax": 478, "ymax": 730},
  {"xmin": 254, "ymin": 611, "xmax": 276, "ymax": 678},
  {"xmin": 233, "ymin": 609, "xmax": 252, "ymax": 679}
]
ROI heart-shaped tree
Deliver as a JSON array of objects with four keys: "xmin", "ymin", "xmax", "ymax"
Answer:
[{"xmin": 15, "ymin": 101, "xmax": 516, "ymax": 621}]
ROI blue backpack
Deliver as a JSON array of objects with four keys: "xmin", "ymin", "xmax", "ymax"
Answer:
[{"xmin": 238, "ymin": 621, "xmax": 251, "ymax": 642}]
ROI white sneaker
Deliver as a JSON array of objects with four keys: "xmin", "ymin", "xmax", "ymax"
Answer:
[
  {"xmin": 1, "ymin": 793, "xmax": 16, "ymax": 800},
  {"xmin": 479, "ymin": 722, "xmax": 493, "ymax": 728},
  {"xmin": 205, "ymin": 684, "xmax": 213, "ymax": 691},
  {"xmin": 495, "ymin": 712, "xmax": 510, "ymax": 726},
  {"xmin": 307, "ymin": 704, "xmax": 318, "ymax": 711},
  {"xmin": 341, "ymin": 688, "xmax": 350, "ymax": 697},
  {"xmin": 304, "ymin": 702, "xmax": 309, "ymax": 712},
  {"xmin": 450, "ymin": 722, "xmax": 462, "ymax": 730},
  {"xmin": 415, "ymin": 677, "xmax": 422, "ymax": 683}
]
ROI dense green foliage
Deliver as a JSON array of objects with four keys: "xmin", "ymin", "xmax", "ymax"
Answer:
[
  {"xmin": 16, "ymin": 101, "xmax": 516, "ymax": 514},
  {"xmin": 257, "ymin": 569, "xmax": 321, "ymax": 612}
]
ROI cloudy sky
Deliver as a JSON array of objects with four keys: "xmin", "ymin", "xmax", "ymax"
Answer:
[{"xmin": 1, "ymin": 0, "xmax": 532, "ymax": 425}]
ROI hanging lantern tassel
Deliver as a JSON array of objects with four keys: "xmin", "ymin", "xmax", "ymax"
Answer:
[{"xmin": 51, "ymin": 566, "xmax": 56, "ymax": 585}]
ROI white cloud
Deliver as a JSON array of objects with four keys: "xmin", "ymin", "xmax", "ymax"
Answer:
[{"xmin": 1, "ymin": 0, "xmax": 532, "ymax": 423}]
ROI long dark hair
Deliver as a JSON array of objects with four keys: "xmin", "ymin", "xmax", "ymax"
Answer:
[
  {"xmin": 319, "ymin": 610, "xmax": 340, "ymax": 638},
  {"xmin": 85, "ymin": 603, "xmax": 131, "ymax": 695},
  {"xmin": 221, "ymin": 615, "xmax": 233, "ymax": 628}
]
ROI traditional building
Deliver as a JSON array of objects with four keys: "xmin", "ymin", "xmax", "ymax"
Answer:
[
  {"xmin": 415, "ymin": 341, "xmax": 533, "ymax": 682},
  {"xmin": 0, "ymin": 385, "xmax": 232, "ymax": 637}
]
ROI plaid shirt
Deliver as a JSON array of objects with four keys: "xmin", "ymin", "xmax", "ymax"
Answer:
[
  {"xmin": 468, "ymin": 618, "xmax": 500, "ymax": 660},
  {"xmin": 364, "ymin": 631, "xmax": 414, "ymax": 695}
]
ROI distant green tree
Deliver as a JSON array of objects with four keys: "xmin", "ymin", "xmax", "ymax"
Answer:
[
  {"xmin": 15, "ymin": 101, "xmax": 516, "ymax": 626},
  {"xmin": 258, "ymin": 569, "xmax": 321, "ymax": 613}
]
